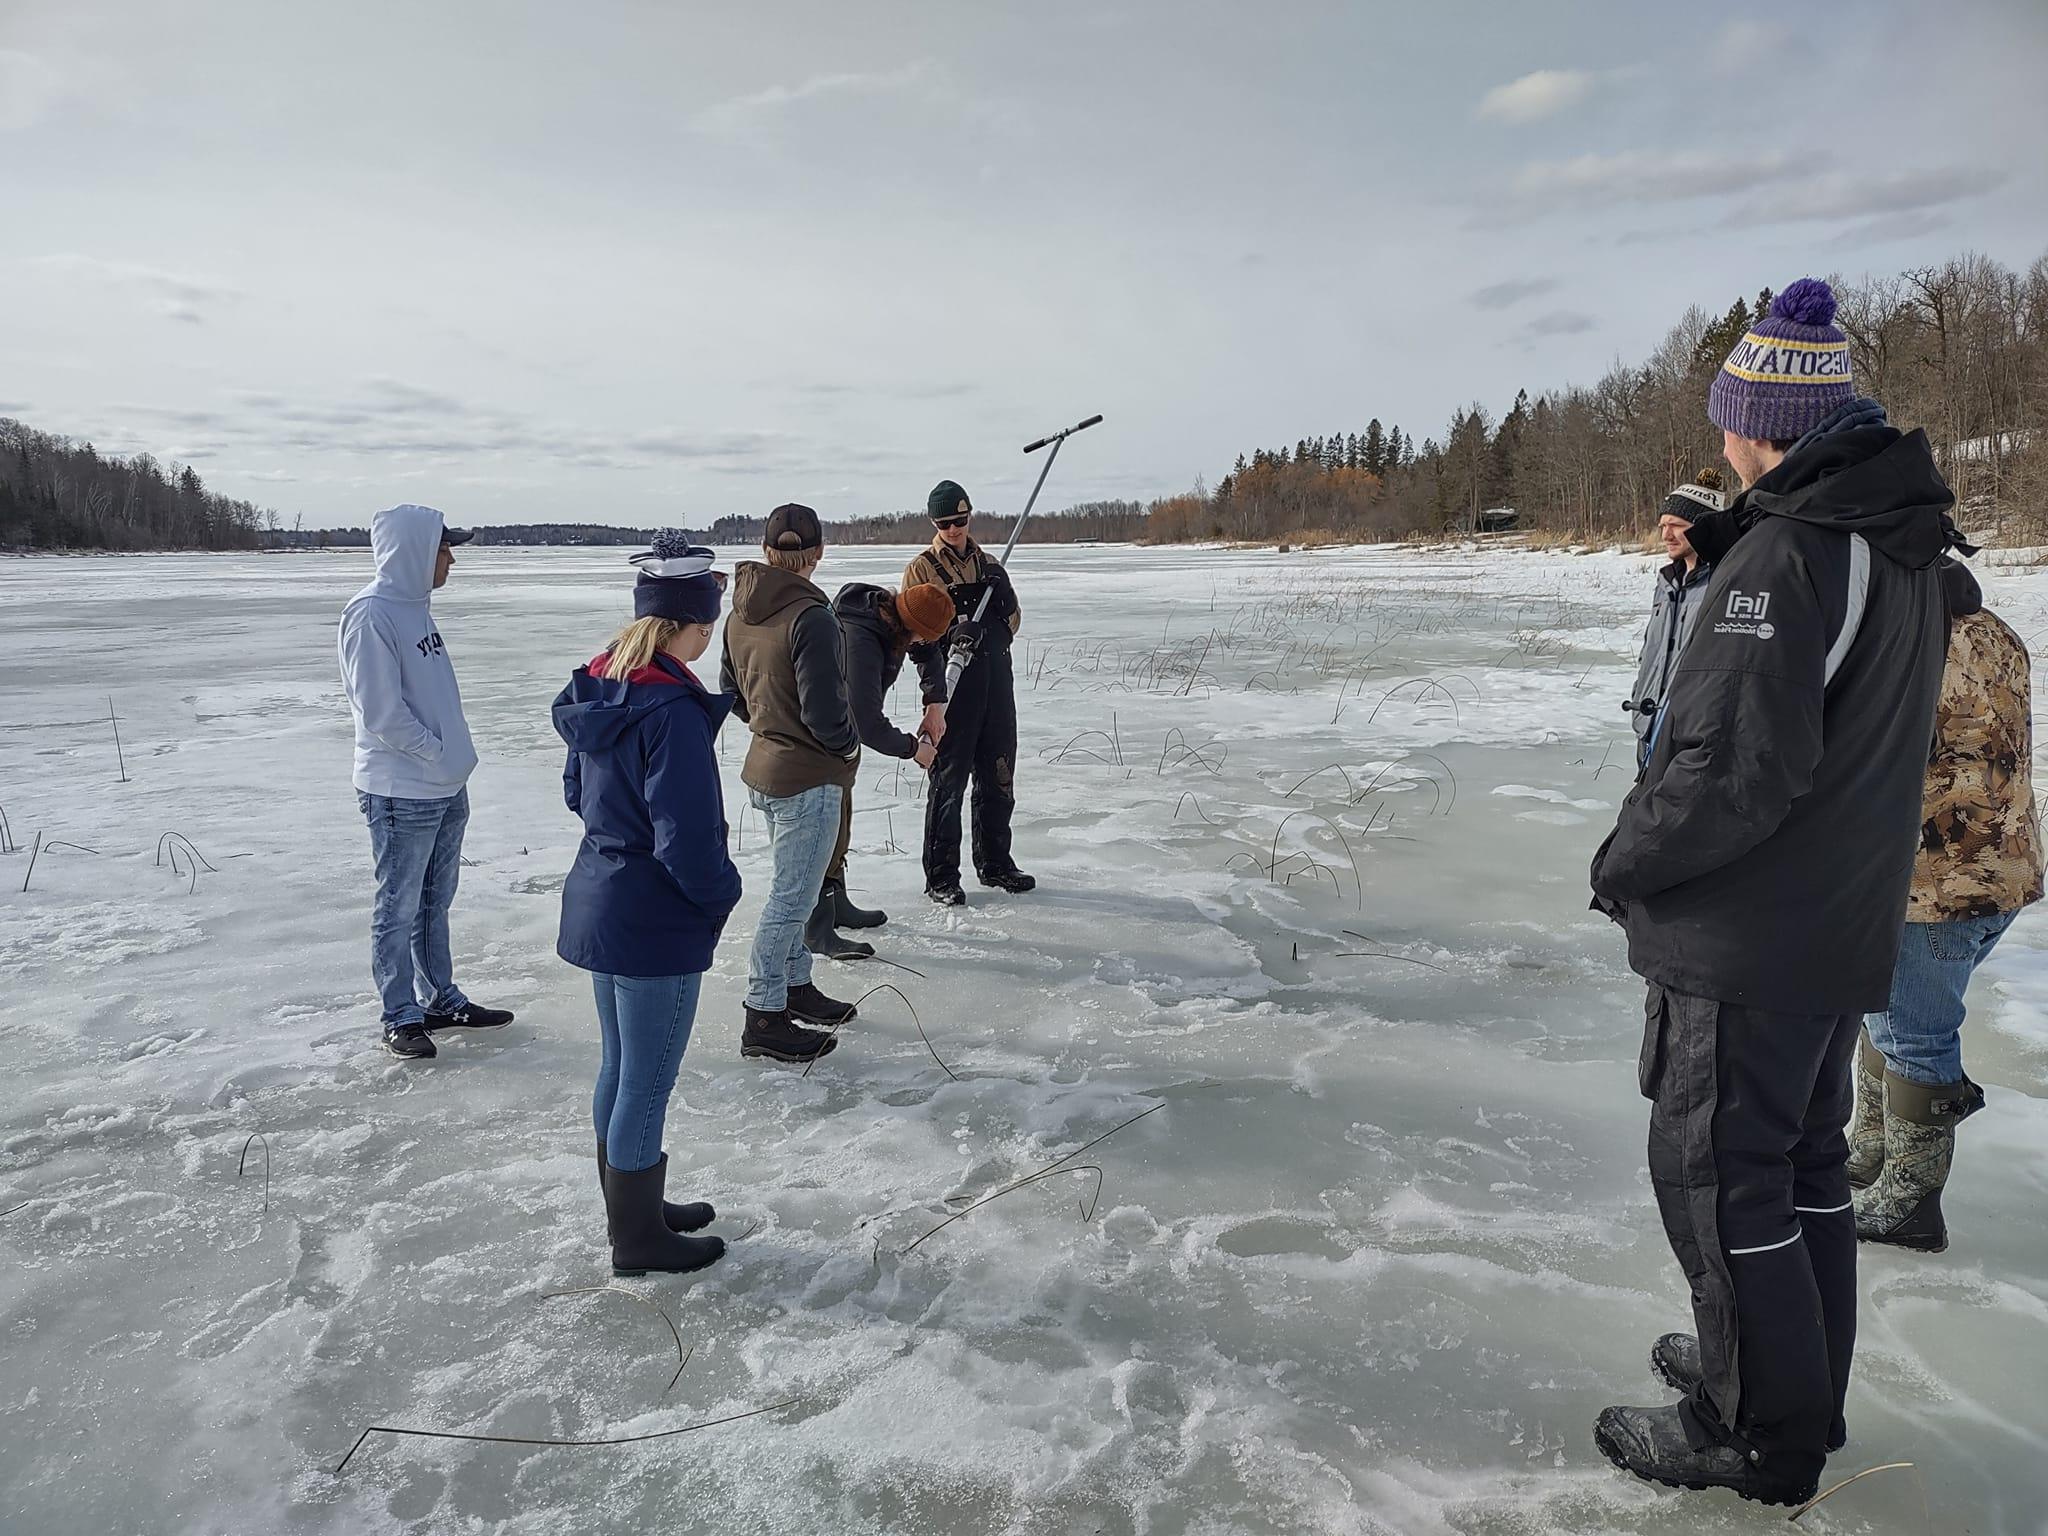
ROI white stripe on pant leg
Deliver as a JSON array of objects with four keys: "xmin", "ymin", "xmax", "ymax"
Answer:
[
  {"xmin": 1728, "ymin": 1230, "xmax": 1804, "ymax": 1256},
  {"xmin": 1795, "ymin": 1202, "xmax": 1852, "ymax": 1214}
]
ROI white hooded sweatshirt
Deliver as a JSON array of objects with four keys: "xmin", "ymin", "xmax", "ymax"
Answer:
[{"xmin": 337, "ymin": 504, "xmax": 478, "ymax": 799}]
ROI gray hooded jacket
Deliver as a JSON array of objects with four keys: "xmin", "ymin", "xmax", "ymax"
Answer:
[{"xmin": 1629, "ymin": 559, "xmax": 1716, "ymax": 756}]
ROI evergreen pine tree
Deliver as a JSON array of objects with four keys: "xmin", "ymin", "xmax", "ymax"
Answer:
[{"xmin": 1363, "ymin": 418, "xmax": 1385, "ymax": 476}]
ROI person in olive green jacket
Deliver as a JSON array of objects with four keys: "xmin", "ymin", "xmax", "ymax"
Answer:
[{"xmin": 718, "ymin": 504, "xmax": 860, "ymax": 1064}]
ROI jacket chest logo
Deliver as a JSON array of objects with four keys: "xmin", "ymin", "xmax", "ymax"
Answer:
[{"xmin": 417, "ymin": 631, "xmax": 446, "ymax": 658}]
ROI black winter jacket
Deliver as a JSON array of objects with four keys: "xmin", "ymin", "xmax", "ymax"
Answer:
[
  {"xmin": 833, "ymin": 583, "xmax": 923, "ymax": 760},
  {"xmin": 1591, "ymin": 426, "xmax": 1954, "ymax": 1013}
]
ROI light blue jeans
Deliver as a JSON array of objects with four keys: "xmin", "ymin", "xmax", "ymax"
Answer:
[
  {"xmin": 591, "ymin": 972, "xmax": 702, "ymax": 1172},
  {"xmin": 1865, "ymin": 912, "xmax": 2018, "ymax": 1085},
  {"xmin": 745, "ymin": 783, "xmax": 842, "ymax": 1011},
  {"xmin": 357, "ymin": 788, "xmax": 471, "ymax": 1029}
]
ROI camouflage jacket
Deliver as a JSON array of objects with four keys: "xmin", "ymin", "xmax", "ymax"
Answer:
[{"xmin": 1908, "ymin": 609, "xmax": 2045, "ymax": 921}]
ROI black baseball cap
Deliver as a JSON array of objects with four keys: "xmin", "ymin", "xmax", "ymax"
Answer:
[
  {"xmin": 440, "ymin": 525, "xmax": 475, "ymax": 546},
  {"xmin": 764, "ymin": 503, "xmax": 822, "ymax": 552}
]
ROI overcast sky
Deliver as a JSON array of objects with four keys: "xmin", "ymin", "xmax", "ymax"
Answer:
[{"xmin": 5, "ymin": 0, "xmax": 2047, "ymax": 527}]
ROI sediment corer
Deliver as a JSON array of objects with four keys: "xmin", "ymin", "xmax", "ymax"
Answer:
[{"xmin": 939, "ymin": 413, "xmax": 1102, "ymax": 701}]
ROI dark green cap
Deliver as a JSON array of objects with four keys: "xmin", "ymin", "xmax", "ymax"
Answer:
[{"xmin": 927, "ymin": 480, "xmax": 971, "ymax": 521}]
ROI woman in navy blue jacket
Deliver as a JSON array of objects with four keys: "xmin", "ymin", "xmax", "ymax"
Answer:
[{"xmin": 553, "ymin": 537, "xmax": 742, "ymax": 1276}]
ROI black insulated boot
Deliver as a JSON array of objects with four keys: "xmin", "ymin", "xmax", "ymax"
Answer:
[
  {"xmin": 978, "ymin": 867, "xmax": 1036, "ymax": 893},
  {"xmin": 927, "ymin": 881, "xmax": 966, "ymax": 906},
  {"xmin": 604, "ymin": 1155, "xmax": 724, "ymax": 1277},
  {"xmin": 787, "ymin": 981, "xmax": 858, "ymax": 1028},
  {"xmin": 828, "ymin": 878, "xmax": 886, "ymax": 930},
  {"xmin": 741, "ymin": 1006, "xmax": 839, "ymax": 1063},
  {"xmin": 599, "ymin": 1139, "xmax": 712, "ymax": 1235},
  {"xmin": 805, "ymin": 889, "xmax": 875, "ymax": 961},
  {"xmin": 1594, "ymin": 1402, "xmax": 1816, "ymax": 1508},
  {"xmin": 1649, "ymin": 1334, "xmax": 1844, "ymax": 1452}
]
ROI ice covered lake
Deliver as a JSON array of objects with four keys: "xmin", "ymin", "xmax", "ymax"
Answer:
[{"xmin": 3, "ymin": 542, "xmax": 2045, "ymax": 1535}]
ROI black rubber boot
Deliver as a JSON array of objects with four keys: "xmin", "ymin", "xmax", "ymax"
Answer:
[
  {"xmin": 1649, "ymin": 1335, "xmax": 1844, "ymax": 1452},
  {"xmin": 604, "ymin": 1155, "xmax": 724, "ymax": 1277},
  {"xmin": 828, "ymin": 878, "xmax": 886, "ymax": 930},
  {"xmin": 787, "ymin": 981, "xmax": 858, "ymax": 1027},
  {"xmin": 599, "ymin": 1138, "xmax": 711, "ymax": 1236},
  {"xmin": 1594, "ymin": 1402, "xmax": 1816, "ymax": 1508},
  {"xmin": 741, "ymin": 1006, "xmax": 839, "ymax": 1063},
  {"xmin": 805, "ymin": 889, "xmax": 875, "ymax": 961}
]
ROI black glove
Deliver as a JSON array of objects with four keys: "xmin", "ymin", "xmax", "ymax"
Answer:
[
  {"xmin": 949, "ymin": 620, "xmax": 986, "ymax": 663},
  {"xmin": 981, "ymin": 563, "xmax": 1017, "ymax": 621}
]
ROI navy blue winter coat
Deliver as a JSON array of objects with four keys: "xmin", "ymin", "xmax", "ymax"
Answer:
[{"xmin": 553, "ymin": 651, "xmax": 743, "ymax": 977}]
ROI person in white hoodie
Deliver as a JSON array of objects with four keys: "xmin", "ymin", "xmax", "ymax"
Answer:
[{"xmin": 337, "ymin": 504, "xmax": 514, "ymax": 1059}]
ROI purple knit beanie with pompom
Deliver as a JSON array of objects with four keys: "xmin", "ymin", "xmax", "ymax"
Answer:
[{"xmin": 1707, "ymin": 278, "xmax": 1855, "ymax": 443}]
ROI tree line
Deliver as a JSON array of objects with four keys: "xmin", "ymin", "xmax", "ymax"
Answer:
[
  {"xmin": 1147, "ymin": 249, "xmax": 2048, "ymax": 545},
  {"xmin": 1, "ymin": 419, "xmax": 273, "ymax": 551}
]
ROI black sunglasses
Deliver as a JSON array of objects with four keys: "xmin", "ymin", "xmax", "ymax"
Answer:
[{"xmin": 934, "ymin": 514, "xmax": 971, "ymax": 529}]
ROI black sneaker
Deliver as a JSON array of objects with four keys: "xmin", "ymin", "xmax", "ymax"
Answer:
[
  {"xmin": 978, "ymin": 868, "xmax": 1036, "ymax": 893},
  {"xmin": 382, "ymin": 1023, "xmax": 437, "ymax": 1059},
  {"xmin": 1593, "ymin": 1403, "xmax": 1816, "ymax": 1508},
  {"xmin": 741, "ymin": 1007, "xmax": 839, "ymax": 1064},
  {"xmin": 927, "ymin": 882, "xmax": 966, "ymax": 906},
  {"xmin": 1650, "ymin": 1334, "xmax": 1845, "ymax": 1452},
  {"xmin": 424, "ymin": 1002, "xmax": 515, "ymax": 1031}
]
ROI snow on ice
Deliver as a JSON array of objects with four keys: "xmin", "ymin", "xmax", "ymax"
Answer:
[{"xmin": 2, "ymin": 543, "xmax": 2045, "ymax": 1534}]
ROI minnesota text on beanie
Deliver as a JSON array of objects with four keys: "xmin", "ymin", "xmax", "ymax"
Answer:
[
  {"xmin": 765, "ymin": 503, "xmax": 823, "ymax": 552},
  {"xmin": 927, "ymin": 480, "xmax": 971, "ymax": 521},
  {"xmin": 895, "ymin": 583, "xmax": 955, "ymax": 643},
  {"xmin": 631, "ymin": 530, "xmax": 723, "ymax": 623},
  {"xmin": 1707, "ymin": 278, "xmax": 1857, "ymax": 443}
]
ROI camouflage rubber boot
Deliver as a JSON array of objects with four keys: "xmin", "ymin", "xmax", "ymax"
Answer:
[
  {"xmin": 1853, "ymin": 1072, "xmax": 1986, "ymax": 1254},
  {"xmin": 1844, "ymin": 1032, "xmax": 1888, "ymax": 1190}
]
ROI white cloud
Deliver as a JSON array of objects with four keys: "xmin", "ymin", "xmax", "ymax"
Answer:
[
  {"xmin": 1709, "ymin": 20, "xmax": 1787, "ymax": 74},
  {"xmin": 29, "ymin": 254, "xmax": 241, "ymax": 323},
  {"xmin": 1471, "ymin": 277, "xmax": 1559, "ymax": 310},
  {"xmin": 1511, "ymin": 149, "xmax": 1799, "ymax": 205},
  {"xmin": 0, "ymin": 50, "xmax": 68, "ymax": 133},
  {"xmin": 1477, "ymin": 69, "xmax": 1595, "ymax": 123},
  {"xmin": 693, "ymin": 62, "xmax": 933, "ymax": 135}
]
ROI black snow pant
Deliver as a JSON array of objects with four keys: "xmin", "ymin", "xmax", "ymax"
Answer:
[
  {"xmin": 1640, "ymin": 985, "xmax": 1858, "ymax": 1486},
  {"xmin": 922, "ymin": 646, "xmax": 1017, "ymax": 887}
]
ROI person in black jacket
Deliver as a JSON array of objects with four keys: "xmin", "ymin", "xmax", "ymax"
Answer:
[
  {"xmin": 1589, "ymin": 280, "xmax": 1963, "ymax": 1507},
  {"xmin": 905, "ymin": 480, "xmax": 1032, "ymax": 906},
  {"xmin": 553, "ymin": 536, "xmax": 739, "ymax": 1277},
  {"xmin": 802, "ymin": 582, "xmax": 956, "ymax": 960}
]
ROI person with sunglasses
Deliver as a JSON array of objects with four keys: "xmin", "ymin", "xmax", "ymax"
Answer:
[{"xmin": 905, "ymin": 480, "xmax": 1033, "ymax": 906}]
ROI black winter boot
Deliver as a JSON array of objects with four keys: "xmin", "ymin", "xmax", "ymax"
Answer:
[
  {"xmin": 978, "ymin": 867, "xmax": 1036, "ymax": 893},
  {"xmin": 1594, "ymin": 1402, "xmax": 1816, "ymax": 1507},
  {"xmin": 829, "ymin": 878, "xmax": 887, "ymax": 930},
  {"xmin": 1649, "ymin": 1334, "xmax": 1845, "ymax": 1452},
  {"xmin": 604, "ymin": 1155, "xmax": 724, "ymax": 1277},
  {"xmin": 787, "ymin": 981, "xmax": 858, "ymax": 1027},
  {"xmin": 599, "ymin": 1138, "xmax": 712, "ymax": 1236},
  {"xmin": 741, "ymin": 1006, "xmax": 838, "ymax": 1063},
  {"xmin": 805, "ymin": 889, "xmax": 875, "ymax": 961},
  {"xmin": 927, "ymin": 880, "xmax": 966, "ymax": 906}
]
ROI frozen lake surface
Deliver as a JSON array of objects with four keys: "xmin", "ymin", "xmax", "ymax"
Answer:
[{"xmin": 2, "ymin": 542, "xmax": 2045, "ymax": 1534}]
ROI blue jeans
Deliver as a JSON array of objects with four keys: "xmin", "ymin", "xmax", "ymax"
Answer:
[
  {"xmin": 745, "ymin": 783, "xmax": 842, "ymax": 1010},
  {"xmin": 357, "ymin": 788, "xmax": 471, "ymax": 1029},
  {"xmin": 1865, "ymin": 913, "xmax": 2017, "ymax": 1085},
  {"xmin": 591, "ymin": 972, "xmax": 702, "ymax": 1172}
]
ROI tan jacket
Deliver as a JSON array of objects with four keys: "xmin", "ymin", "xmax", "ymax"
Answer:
[
  {"xmin": 1907, "ymin": 609, "xmax": 2045, "ymax": 921},
  {"xmin": 904, "ymin": 536, "xmax": 1022, "ymax": 637}
]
